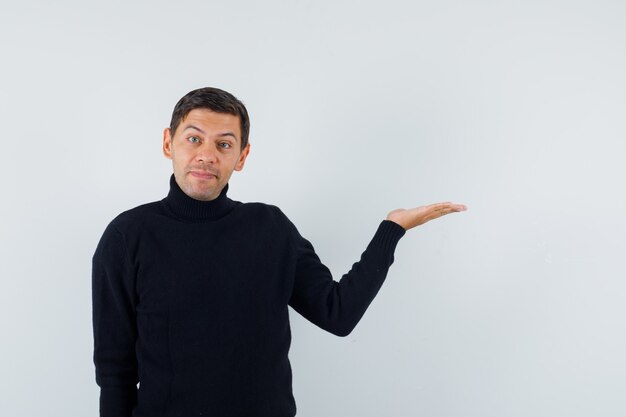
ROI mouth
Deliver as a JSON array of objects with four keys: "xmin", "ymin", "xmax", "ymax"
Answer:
[{"xmin": 189, "ymin": 170, "xmax": 218, "ymax": 180}]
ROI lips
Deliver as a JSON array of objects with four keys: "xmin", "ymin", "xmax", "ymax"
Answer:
[{"xmin": 190, "ymin": 170, "xmax": 218, "ymax": 179}]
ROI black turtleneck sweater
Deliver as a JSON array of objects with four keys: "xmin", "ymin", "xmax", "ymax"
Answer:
[{"xmin": 92, "ymin": 174, "xmax": 406, "ymax": 417}]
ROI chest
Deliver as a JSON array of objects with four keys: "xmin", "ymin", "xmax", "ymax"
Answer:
[{"xmin": 130, "ymin": 221, "xmax": 296, "ymax": 315}]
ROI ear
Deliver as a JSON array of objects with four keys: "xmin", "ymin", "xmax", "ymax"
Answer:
[
  {"xmin": 163, "ymin": 128, "xmax": 173, "ymax": 159},
  {"xmin": 234, "ymin": 143, "xmax": 251, "ymax": 171}
]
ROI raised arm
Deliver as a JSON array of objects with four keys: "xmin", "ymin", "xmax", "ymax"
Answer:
[{"xmin": 288, "ymin": 202, "xmax": 466, "ymax": 337}]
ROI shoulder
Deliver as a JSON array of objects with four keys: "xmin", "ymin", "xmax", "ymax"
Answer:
[
  {"xmin": 94, "ymin": 201, "xmax": 162, "ymax": 257},
  {"xmin": 102, "ymin": 200, "xmax": 163, "ymax": 237},
  {"xmin": 233, "ymin": 201, "xmax": 296, "ymax": 230},
  {"xmin": 235, "ymin": 201, "xmax": 286, "ymax": 217}
]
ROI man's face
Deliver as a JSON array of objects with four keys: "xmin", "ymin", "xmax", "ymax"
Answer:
[{"xmin": 163, "ymin": 108, "xmax": 250, "ymax": 201}]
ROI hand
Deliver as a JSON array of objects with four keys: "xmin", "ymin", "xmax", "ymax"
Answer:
[{"xmin": 386, "ymin": 202, "xmax": 467, "ymax": 231}]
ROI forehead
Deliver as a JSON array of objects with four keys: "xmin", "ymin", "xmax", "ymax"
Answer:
[{"xmin": 180, "ymin": 108, "xmax": 241, "ymax": 139}]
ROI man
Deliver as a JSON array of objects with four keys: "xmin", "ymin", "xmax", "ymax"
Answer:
[{"xmin": 92, "ymin": 87, "xmax": 466, "ymax": 417}]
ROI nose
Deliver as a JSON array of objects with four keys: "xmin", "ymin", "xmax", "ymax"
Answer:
[{"xmin": 195, "ymin": 142, "xmax": 217, "ymax": 164}]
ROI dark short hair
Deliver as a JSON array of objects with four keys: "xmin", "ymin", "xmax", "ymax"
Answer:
[{"xmin": 169, "ymin": 87, "xmax": 250, "ymax": 150}]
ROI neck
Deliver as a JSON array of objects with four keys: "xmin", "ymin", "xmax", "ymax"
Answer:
[{"xmin": 161, "ymin": 174, "xmax": 236, "ymax": 222}]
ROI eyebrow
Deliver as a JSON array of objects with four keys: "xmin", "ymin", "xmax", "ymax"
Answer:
[
  {"xmin": 183, "ymin": 125, "xmax": 206, "ymax": 135},
  {"xmin": 183, "ymin": 125, "xmax": 238, "ymax": 140}
]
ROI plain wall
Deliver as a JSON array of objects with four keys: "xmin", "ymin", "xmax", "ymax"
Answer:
[{"xmin": 1, "ymin": 0, "xmax": 625, "ymax": 416}]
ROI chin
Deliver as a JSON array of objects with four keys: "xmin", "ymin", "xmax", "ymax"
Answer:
[{"xmin": 189, "ymin": 186, "xmax": 218, "ymax": 201}]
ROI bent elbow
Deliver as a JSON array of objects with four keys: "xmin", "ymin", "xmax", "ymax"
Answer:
[
  {"xmin": 325, "ymin": 320, "xmax": 358, "ymax": 337},
  {"xmin": 333, "ymin": 327, "xmax": 354, "ymax": 337}
]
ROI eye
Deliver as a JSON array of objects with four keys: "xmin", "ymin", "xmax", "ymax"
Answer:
[
  {"xmin": 218, "ymin": 142, "xmax": 232, "ymax": 149},
  {"xmin": 188, "ymin": 136, "xmax": 201, "ymax": 144}
]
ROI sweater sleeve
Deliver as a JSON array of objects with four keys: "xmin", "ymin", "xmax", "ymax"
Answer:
[
  {"xmin": 92, "ymin": 222, "xmax": 138, "ymax": 417},
  {"xmin": 288, "ymin": 220, "xmax": 406, "ymax": 336}
]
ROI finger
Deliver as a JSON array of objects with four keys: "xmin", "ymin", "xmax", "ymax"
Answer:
[
  {"xmin": 428, "ymin": 204, "xmax": 465, "ymax": 221},
  {"xmin": 410, "ymin": 204, "xmax": 448, "ymax": 223},
  {"xmin": 419, "ymin": 207, "xmax": 449, "ymax": 222},
  {"xmin": 432, "ymin": 202, "xmax": 466, "ymax": 212},
  {"xmin": 439, "ymin": 205, "xmax": 466, "ymax": 216},
  {"xmin": 426, "ymin": 202, "xmax": 451, "ymax": 210},
  {"xmin": 407, "ymin": 203, "xmax": 467, "ymax": 226},
  {"xmin": 424, "ymin": 202, "xmax": 452, "ymax": 214}
]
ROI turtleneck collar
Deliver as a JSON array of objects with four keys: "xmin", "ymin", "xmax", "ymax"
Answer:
[{"xmin": 161, "ymin": 174, "xmax": 237, "ymax": 222}]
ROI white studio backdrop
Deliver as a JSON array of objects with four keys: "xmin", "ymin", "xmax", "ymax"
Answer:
[{"xmin": 1, "ymin": 0, "xmax": 625, "ymax": 416}]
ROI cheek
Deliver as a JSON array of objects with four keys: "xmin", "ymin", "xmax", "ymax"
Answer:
[{"xmin": 172, "ymin": 149, "xmax": 192, "ymax": 165}]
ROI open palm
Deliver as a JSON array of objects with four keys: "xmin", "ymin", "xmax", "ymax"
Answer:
[{"xmin": 387, "ymin": 202, "xmax": 467, "ymax": 230}]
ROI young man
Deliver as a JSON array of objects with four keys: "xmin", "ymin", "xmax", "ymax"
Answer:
[{"xmin": 92, "ymin": 87, "xmax": 466, "ymax": 417}]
